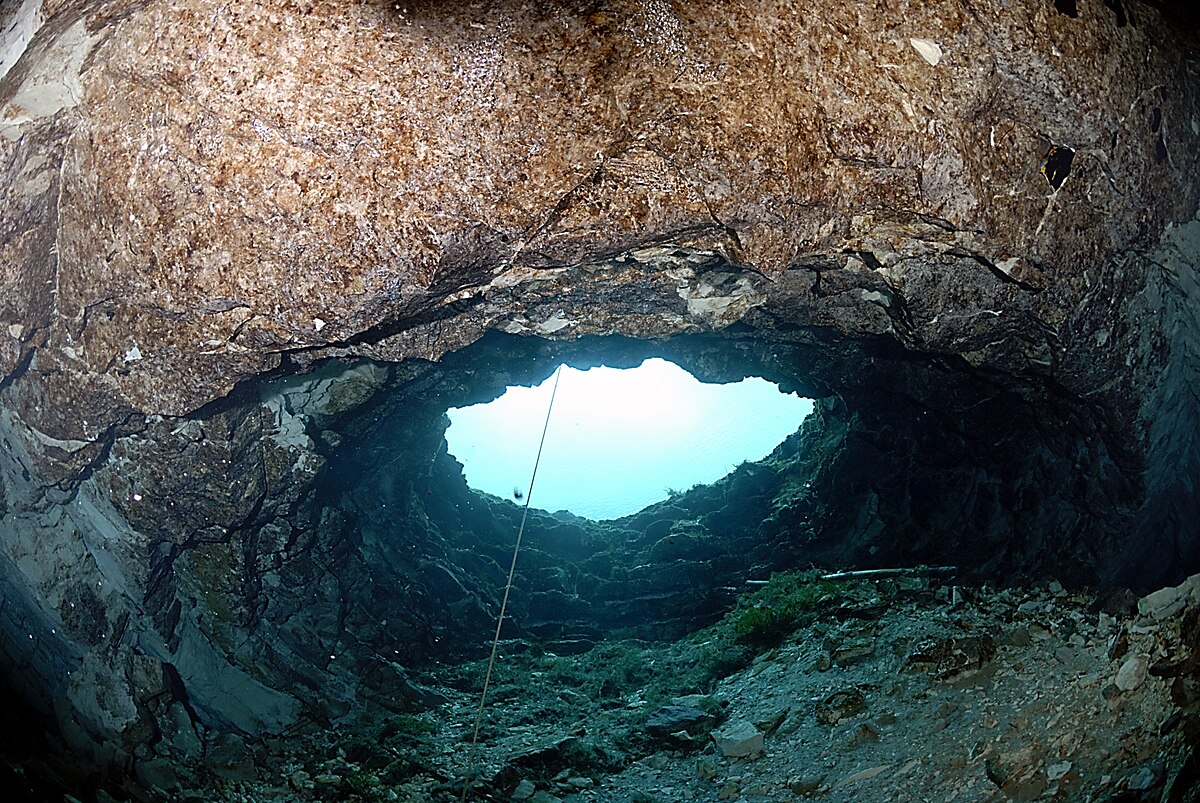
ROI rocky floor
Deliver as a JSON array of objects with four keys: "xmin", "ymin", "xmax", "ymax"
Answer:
[
  {"xmin": 153, "ymin": 569, "xmax": 1200, "ymax": 803},
  {"xmin": 15, "ymin": 571, "xmax": 1197, "ymax": 802}
]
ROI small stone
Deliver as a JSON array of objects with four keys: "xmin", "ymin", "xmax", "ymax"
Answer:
[
  {"xmin": 812, "ymin": 652, "xmax": 832, "ymax": 672},
  {"xmin": 909, "ymin": 37, "xmax": 943, "ymax": 65},
  {"xmin": 1115, "ymin": 654, "xmax": 1149, "ymax": 691},
  {"xmin": 288, "ymin": 769, "xmax": 315, "ymax": 791},
  {"xmin": 1047, "ymin": 761, "xmax": 1072, "ymax": 782},
  {"xmin": 1049, "ymin": 580, "xmax": 1065, "ymax": 596},
  {"xmin": 696, "ymin": 757, "xmax": 719, "ymax": 781},
  {"xmin": 834, "ymin": 764, "xmax": 893, "ymax": 788},
  {"xmin": 789, "ymin": 775, "xmax": 824, "ymax": 795},
  {"xmin": 713, "ymin": 719, "xmax": 764, "ymax": 759},
  {"xmin": 512, "ymin": 779, "xmax": 537, "ymax": 800},
  {"xmin": 314, "ymin": 773, "xmax": 342, "ymax": 787},
  {"xmin": 816, "ymin": 689, "xmax": 867, "ymax": 725},
  {"xmin": 849, "ymin": 722, "xmax": 881, "ymax": 747},
  {"xmin": 1016, "ymin": 600, "xmax": 1040, "ymax": 616}
]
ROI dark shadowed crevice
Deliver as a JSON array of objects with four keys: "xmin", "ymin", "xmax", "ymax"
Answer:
[{"xmin": 1054, "ymin": 0, "xmax": 1079, "ymax": 18}]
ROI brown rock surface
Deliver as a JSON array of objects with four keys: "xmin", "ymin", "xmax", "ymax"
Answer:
[{"xmin": 2, "ymin": 0, "xmax": 1196, "ymax": 421}]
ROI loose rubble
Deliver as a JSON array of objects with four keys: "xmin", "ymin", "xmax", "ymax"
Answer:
[{"xmin": 53, "ymin": 572, "xmax": 1200, "ymax": 802}]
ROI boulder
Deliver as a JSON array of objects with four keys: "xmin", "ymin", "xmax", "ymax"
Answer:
[
  {"xmin": 645, "ymin": 704, "xmax": 715, "ymax": 738},
  {"xmin": 712, "ymin": 720, "xmax": 764, "ymax": 759}
]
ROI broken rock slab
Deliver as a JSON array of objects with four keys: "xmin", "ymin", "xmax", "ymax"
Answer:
[
  {"xmin": 1138, "ymin": 573, "xmax": 1200, "ymax": 621},
  {"xmin": 712, "ymin": 720, "xmax": 764, "ymax": 759},
  {"xmin": 645, "ymin": 704, "xmax": 714, "ymax": 738}
]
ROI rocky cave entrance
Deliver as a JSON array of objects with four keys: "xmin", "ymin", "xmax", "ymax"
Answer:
[
  {"xmin": 3, "ymin": 0, "xmax": 1200, "ymax": 797},
  {"xmin": 252, "ymin": 321, "xmax": 1136, "ymax": 685},
  {"xmin": 443, "ymin": 357, "xmax": 815, "ymax": 521},
  {"xmin": 286, "ymin": 330, "xmax": 836, "ymax": 667}
]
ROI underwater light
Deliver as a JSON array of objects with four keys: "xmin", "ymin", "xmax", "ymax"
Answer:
[{"xmin": 445, "ymin": 359, "xmax": 813, "ymax": 520}]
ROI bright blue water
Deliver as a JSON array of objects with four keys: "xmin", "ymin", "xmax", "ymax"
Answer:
[{"xmin": 445, "ymin": 359, "xmax": 814, "ymax": 520}]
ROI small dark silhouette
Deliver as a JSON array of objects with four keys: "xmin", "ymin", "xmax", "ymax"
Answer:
[{"xmin": 513, "ymin": 488, "xmax": 524, "ymax": 500}]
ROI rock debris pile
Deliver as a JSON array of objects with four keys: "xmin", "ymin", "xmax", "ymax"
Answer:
[{"xmin": 119, "ymin": 571, "xmax": 1199, "ymax": 803}]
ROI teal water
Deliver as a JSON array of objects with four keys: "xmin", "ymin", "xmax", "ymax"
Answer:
[{"xmin": 445, "ymin": 359, "xmax": 814, "ymax": 520}]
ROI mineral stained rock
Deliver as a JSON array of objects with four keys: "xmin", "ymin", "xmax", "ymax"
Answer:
[{"xmin": 0, "ymin": 0, "xmax": 1198, "ymax": 781}]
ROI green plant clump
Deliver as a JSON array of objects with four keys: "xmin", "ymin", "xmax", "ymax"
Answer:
[
  {"xmin": 730, "ymin": 569, "xmax": 846, "ymax": 648},
  {"xmin": 378, "ymin": 712, "xmax": 439, "ymax": 739},
  {"xmin": 626, "ymin": 569, "xmax": 850, "ymax": 701}
]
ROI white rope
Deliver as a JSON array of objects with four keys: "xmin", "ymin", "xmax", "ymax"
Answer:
[{"xmin": 461, "ymin": 364, "xmax": 564, "ymax": 800}]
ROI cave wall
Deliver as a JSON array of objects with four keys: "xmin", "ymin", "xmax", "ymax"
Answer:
[{"xmin": 0, "ymin": 0, "xmax": 1198, "ymax": 781}]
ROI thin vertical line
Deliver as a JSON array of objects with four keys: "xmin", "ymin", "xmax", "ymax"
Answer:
[{"xmin": 461, "ymin": 364, "xmax": 563, "ymax": 800}]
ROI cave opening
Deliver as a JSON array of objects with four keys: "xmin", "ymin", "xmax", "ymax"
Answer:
[
  {"xmin": 1, "ymin": 308, "xmax": 1190, "ymax": 801},
  {"xmin": 443, "ymin": 358, "xmax": 815, "ymax": 521},
  {"xmin": 284, "ymin": 321, "xmax": 1132, "ymax": 675},
  {"xmin": 298, "ymin": 330, "xmax": 837, "ymax": 661}
]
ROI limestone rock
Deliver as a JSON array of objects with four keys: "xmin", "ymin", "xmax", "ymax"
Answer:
[
  {"xmin": 1114, "ymin": 654, "xmax": 1150, "ymax": 691},
  {"xmin": 1138, "ymin": 573, "xmax": 1200, "ymax": 621},
  {"xmin": 712, "ymin": 720, "xmax": 764, "ymax": 759}
]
